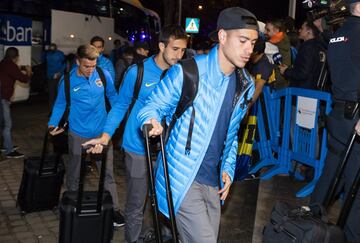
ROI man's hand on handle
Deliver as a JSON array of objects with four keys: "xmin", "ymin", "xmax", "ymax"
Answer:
[
  {"xmin": 48, "ymin": 126, "xmax": 65, "ymax": 136},
  {"xmin": 82, "ymin": 133, "xmax": 111, "ymax": 154},
  {"xmin": 146, "ymin": 118, "xmax": 163, "ymax": 137}
]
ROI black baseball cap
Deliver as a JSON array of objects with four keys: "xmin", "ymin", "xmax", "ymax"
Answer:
[
  {"xmin": 347, "ymin": 0, "xmax": 360, "ymax": 3},
  {"xmin": 209, "ymin": 7, "xmax": 259, "ymax": 41}
]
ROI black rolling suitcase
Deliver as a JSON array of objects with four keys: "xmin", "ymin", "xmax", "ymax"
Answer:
[
  {"xmin": 17, "ymin": 129, "xmax": 65, "ymax": 213},
  {"xmin": 263, "ymin": 131, "xmax": 360, "ymax": 243},
  {"xmin": 143, "ymin": 124, "xmax": 179, "ymax": 243},
  {"xmin": 58, "ymin": 146, "xmax": 113, "ymax": 243}
]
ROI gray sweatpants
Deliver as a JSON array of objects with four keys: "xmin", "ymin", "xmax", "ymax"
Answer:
[
  {"xmin": 176, "ymin": 181, "xmax": 221, "ymax": 243},
  {"xmin": 124, "ymin": 151, "xmax": 148, "ymax": 243},
  {"xmin": 67, "ymin": 131, "xmax": 120, "ymax": 210}
]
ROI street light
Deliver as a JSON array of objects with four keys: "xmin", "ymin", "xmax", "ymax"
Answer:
[{"xmin": 198, "ymin": 5, "xmax": 203, "ymax": 10}]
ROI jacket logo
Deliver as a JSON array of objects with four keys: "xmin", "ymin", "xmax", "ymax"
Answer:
[
  {"xmin": 145, "ymin": 81, "xmax": 158, "ymax": 87},
  {"xmin": 95, "ymin": 79, "xmax": 103, "ymax": 87},
  {"xmin": 329, "ymin": 36, "xmax": 348, "ymax": 43},
  {"xmin": 73, "ymin": 87, "xmax": 81, "ymax": 92}
]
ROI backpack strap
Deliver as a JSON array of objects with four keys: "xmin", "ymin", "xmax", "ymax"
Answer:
[
  {"xmin": 96, "ymin": 66, "xmax": 107, "ymax": 88},
  {"xmin": 117, "ymin": 63, "xmax": 131, "ymax": 91},
  {"xmin": 132, "ymin": 62, "xmax": 144, "ymax": 103},
  {"xmin": 95, "ymin": 66, "xmax": 110, "ymax": 112},
  {"xmin": 122, "ymin": 61, "xmax": 144, "ymax": 127},
  {"xmin": 160, "ymin": 69, "xmax": 168, "ymax": 80},
  {"xmin": 165, "ymin": 58, "xmax": 199, "ymax": 155},
  {"xmin": 236, "ymin": 68, "xmax": 253, "ymax": 109}
]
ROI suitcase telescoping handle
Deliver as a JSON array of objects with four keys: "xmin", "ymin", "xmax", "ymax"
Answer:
[
  {"xmin": 143, "ymin": 124, "xmax": 179, "ymax": 243},
  {"xmin": 143, "ymin": 124, "xmax": 163, "ymax": 243},
  {"xmin": 337, "ymin": 132, "xmax": 360, "ymax": 227},
  {"xmin": 38, "ymin": 128, "xmax": 62, "ymax": 176},
  {"xmin": 323, "ymin": 131, "xmax": 357, "ymax": 209},
  {"xmin": 76, "ymin": 145, "xmax": 108, "ymax": 215}
]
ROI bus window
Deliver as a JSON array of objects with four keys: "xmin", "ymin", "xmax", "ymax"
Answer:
[{"xmin": 112, "ymin": 1, "xmax": 160, "ymax": 44}]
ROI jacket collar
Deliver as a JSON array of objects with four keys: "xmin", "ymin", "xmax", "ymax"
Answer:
[
  {"xmin": 97, "ymin": 53, "xmax": 105, "ymax": 61},
  {"xmin": 206, "ymin": 44, "xmax": 230, "ymax": 87}
]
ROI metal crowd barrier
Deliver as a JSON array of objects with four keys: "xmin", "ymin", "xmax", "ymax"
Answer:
[{"xmin": 249, "ymin": 86, "xmax": 332, "ymax": 197}]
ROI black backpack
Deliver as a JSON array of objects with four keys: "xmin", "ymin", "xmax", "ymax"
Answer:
[
  {"xmin": 164, "ymin": 58, "xmax": 199, "ymax": 155},
  {"xmin": 164, "ymin": 60, "xmax": 253, "ymax": 155},
  {"xmin": 117, "ymin": 58, "xmax": 199, "ymax": 154}
]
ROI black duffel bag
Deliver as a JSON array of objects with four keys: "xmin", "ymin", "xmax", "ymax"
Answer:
[
  {"xmin": 263, "ymin": 202, "xmax": 344, "ymax": 243},
  {"xmin": 263, "ymin": 131, "xmax": 360, "ymax": 243}
]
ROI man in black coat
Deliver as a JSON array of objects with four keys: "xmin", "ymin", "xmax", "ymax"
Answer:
[{"xmin": 279, "ymin": 19, "xmax": 325, "ymax": 90}]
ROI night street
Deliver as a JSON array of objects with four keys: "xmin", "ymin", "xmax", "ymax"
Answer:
[{"xmin": 0, "ymin": 93, "xmax": 318, "ymax": 243}]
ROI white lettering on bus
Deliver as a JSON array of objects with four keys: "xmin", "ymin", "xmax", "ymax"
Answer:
[{"xmin": 5, "ymin": 20, "xmax": 31, "ymax": 43}]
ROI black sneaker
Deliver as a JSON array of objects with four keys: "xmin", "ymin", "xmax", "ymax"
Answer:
[
  {"xmin": 6, "ymin": 151, "xmax": 24, "ymax": 159},
  {"xmin": 113, "ymin": 210, "xmax": 125, "ymax": 227},
  {"xmin": 1, "ymin": 145, "xmax": 19, "ymax": 153}
]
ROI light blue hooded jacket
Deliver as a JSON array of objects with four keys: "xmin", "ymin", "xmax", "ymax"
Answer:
[{"xmin": 137, "ymin": 45, "xmax": 255, "ymax": 217}]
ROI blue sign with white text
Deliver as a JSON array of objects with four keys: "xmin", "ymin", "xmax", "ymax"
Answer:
[{"xmin": 0, "ymin": 15, "xmax": 32, "ymax": 46}]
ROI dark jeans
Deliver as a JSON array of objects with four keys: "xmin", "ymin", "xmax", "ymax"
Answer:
[{"xmin": 1, "ymin": 100, "xmax": 13, "ymax": 154}]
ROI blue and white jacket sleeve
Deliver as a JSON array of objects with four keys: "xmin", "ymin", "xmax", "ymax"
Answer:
[
  {"xmin": 48, "ymin": 77, "xmax": 67, "ymax": 127},
  {"xmin": 137, "ymin": 64, "xmax": 183, "ymax": 129},
  {"xmin": 102, "ymin": 65, "xmax": 137, "ymax": 137}
]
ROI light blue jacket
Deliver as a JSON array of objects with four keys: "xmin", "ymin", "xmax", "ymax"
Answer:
[
  {"xmin": 137, "ymin": 46, "xmax": 255, "ymax": 217},
  {"xmin": 49, "ymin": 68, "xmax": 118, "ymax": 138},
  {"xmin": 103, "ymin": 56, "xmax": 163, "ymax": 154},
  {"xmin": 97, "ymin": 54, "xmax": 115, "ymax": 82}
]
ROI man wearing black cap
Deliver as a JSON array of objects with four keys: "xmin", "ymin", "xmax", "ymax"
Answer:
[
  {"xmin": 133, "ymin": 41, "xmax": 150, "ymax": 64},
  {"xmin": 136, "ymin": 7, "xmax": 258, "ymax": 242},
  {"xmin": 311, "ymin": 1, "xmax": 360, "ymax": 242}
]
